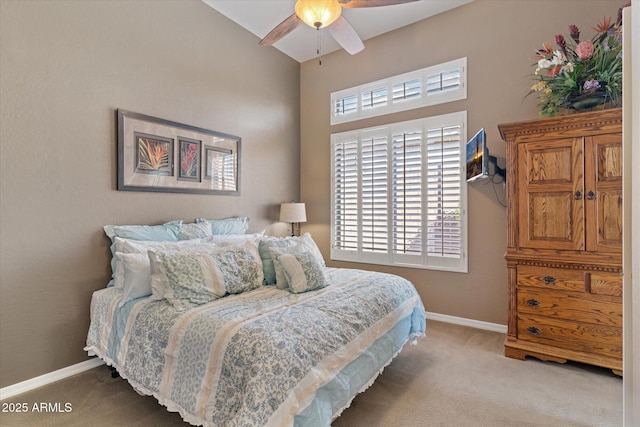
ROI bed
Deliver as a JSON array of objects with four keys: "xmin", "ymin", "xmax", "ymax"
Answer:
[{"xmin": 85, "ymin": 221, "xmax": 426, "ymax": 427}]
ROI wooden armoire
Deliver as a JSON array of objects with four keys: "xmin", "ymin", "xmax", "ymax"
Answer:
[{"xmin": 498, "ymin": 108, "xmax": 622, "ymax": 375}]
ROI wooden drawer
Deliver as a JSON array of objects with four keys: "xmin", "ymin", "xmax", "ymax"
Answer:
[
  {"xmin": 588, "ymin": 272, "xmax": 622, "ymax": 297},
  {"xmin": 517, "ymin": 265, "xmax": 586, "ymax": 292},
  {"xmin": 517, "ymin": 314, "xmax": 622, "ymax": 358},
  {"xmin": 517, "ymin": 287, "xmax": 622, "ymax": 327}
]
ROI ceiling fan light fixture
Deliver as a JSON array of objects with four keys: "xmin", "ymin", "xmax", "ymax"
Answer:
[{"xmin": 295, "ymin": 0, "xmax": 341, "ymax": 29}]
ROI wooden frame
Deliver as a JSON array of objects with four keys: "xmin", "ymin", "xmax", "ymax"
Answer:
[{"xmin": 117, "ymin": 109, "xmax": 240, "ymax": 195}]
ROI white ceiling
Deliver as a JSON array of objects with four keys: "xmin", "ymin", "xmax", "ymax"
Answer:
[{"xmin": 202, "ymin": 0, "xmax": 473, "ymax": 63}]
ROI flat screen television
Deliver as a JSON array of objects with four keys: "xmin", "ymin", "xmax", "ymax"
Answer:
[{"xmin": 466, "ymin": 128, "xmax": 489, "ymax": 182}]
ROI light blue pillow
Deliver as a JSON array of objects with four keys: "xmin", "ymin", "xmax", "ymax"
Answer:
[
  {"xmin": 276, "ymin": 251, "xmax": 327, "ymax": 294},
  {"xmin": 195, "ymin": 216, "xmax": 249, "ymax": 235},
  {"xmin": 104, "ymin": 220, "xmax": 182, "ymax": 242},
  {"xmin": 103, "ymin": 220, "xmax": 183, "ymax": 284}
]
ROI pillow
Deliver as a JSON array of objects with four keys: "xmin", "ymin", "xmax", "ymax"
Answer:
[
  {"xmin": 112, "ymin": 237, "xmax": 218, "ymax": 292},
  {"xmin": 195, "ymin": 216, "xmax": 250, "ymax": 235},
  {"xmin": 201, "ymin": 231, "xmax": 265, "ymax": 246},
  {"xmin": 268, "ymin": 244, "xmax": 308, "ymax": 289},
  {"xmin": 116, "ymin": 252, "xmax": 152, "ymax": 306},
  {"xmin": 276, "ymin": 251, "xmax": 327, "ymax": 294},
  {"xmin": 258, "ymin": 233, "xmax": 325, "ymax": 285},
  {"xmin": 104, "ymin": 220, "xmax": 182, "ymax": 242},
  {"xmin": 152, "ymin": 241, "xmax": 264, "ymax": 310},
  {"xmin": 178, "ymin": 222, "xmax": 213, "ymax": 240},
  {"xmin": 115, "ymin": 237, "xmax": 220, "ymax": 298},
  {"xmin": 103, "ymin": 220, "xmax": 183, "ymax": 284}
]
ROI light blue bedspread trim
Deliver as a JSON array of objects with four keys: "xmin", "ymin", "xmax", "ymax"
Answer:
[{"xmin": 294, "ymin": 307, "xmax": 426, "ymax": 426}]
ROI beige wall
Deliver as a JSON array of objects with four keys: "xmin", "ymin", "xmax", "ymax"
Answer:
[
  {"xmin": 300, "ymin": 0, "xmax": 618, "ymax": 325},
  {"xmin": 0, "ymin": 0, "xmax": 299, "ymax": 388}
]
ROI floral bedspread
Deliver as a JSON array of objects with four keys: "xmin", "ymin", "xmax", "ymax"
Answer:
[{"xmin": 85, "ymin": 268, "xmax": 426, "ymax": 427}]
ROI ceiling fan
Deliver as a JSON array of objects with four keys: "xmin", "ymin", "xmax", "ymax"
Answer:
[{"xmin": 259, "ymin": 0, "xmax": 418, "ymax": 56}]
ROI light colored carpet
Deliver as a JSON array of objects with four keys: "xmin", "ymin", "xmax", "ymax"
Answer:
[{"xmin": 0, "ymin": 321, "xmax": 622, "ymax": 427}]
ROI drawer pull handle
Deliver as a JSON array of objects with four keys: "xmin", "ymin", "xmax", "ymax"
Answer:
[
  {"xmin": 526, "ymin": 299, "xmax": 540, "ymax": 308},
  {"xmin": 543, "ymin": 275, "xmax": 557, "ymax": 285},
  {"xmin": 527, "ymin": 326, "xmax": 541, "ymax": 336}
]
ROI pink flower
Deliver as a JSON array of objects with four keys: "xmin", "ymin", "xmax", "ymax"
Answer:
[
  {"xmin": 576, "ymin": 40, "xmax": 595, "ymax": 60},
  {"xmin": 568, "ymin": 25, "xmax": 580, "ymax": 42}
]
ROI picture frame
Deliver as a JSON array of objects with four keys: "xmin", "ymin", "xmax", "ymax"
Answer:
[
  {"xmin": 117, "ymin": 109, "xmax": 240, "ymax": 195},
  {"xmin": 178, "ymin": 137, "xmax": 201, "ymax": 182}
]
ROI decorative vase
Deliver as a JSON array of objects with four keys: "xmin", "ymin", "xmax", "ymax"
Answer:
[{"xmin": 569, "ymin": 90, "xmax": 608, "ymax": 111}]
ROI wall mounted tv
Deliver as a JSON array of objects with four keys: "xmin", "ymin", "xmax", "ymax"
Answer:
[{"xmin": 466, "ymin": 128, "xmax": 489, "ymax": 182}]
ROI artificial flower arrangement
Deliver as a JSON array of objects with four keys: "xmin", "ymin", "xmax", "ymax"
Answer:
[{"xmin": 529, "ymin": 3, "xmax": 629, "ymax": 116}]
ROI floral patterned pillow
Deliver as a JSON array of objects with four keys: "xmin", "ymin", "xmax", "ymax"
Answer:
[
  {"xmin": 178, "ymin": 222, "xmax": 213, "ymax": 240},
  {"xmin": 154, "ymin": 241, "xmax": 264, "ymax": 311},
  {"xmin": 276, "ymin": 251, "xmax": 327, "ymax": 294}
]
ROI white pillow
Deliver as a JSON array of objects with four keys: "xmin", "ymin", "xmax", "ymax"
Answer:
[
  {"xmin": 117, "ymin": 252, "xmax": 152, "ymax": 306},
  {"xmin": 113, "ymin": 237, "xmax": 219, "ymax": 297}
]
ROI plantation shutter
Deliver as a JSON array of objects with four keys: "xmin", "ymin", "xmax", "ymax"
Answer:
[
  {"xmin": 392, "ymin": 131, "xmax": 422, "ymax": 256},
  {"xmin": 426, "ymin": 125, "xmax": 463, "ymax": 258},
  {"xmin": 392, "ymin": 78, "xmax": 422, "ymax": 103},
  {"xmin": 362, "ymin": 87, "xmax": 388, "ymax": 111},
  {"xmin": 331, "ymin": 58, "xmax": 466, "ymax": 125},
  {"xmin": 334, "ymin": 94, "xmax": 358, "ymax": 116},
  {"xmin": 333, "ymin": 140, "xmax": 359, "ymax": 252},
  {"xmin": 331, "ymin": 112, "xmax": 467, "ymax": 272},
  {"xmin": 361, "ymin": 135, "xmax": 389, "ymax": 253},
  {"xmin": 426, "ymin": 68, "xmax": 462, "ymax": 96}
]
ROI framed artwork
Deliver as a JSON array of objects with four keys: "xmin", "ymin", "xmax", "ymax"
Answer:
[
  {"xmin": 178, "ymin": 137, "xmax": 201, "ymax": 182},
  {"xmin": 204, "ymin": 146, "xmax": 237, "ymax": 192},
  {"xmin": 117, "ymin": 109, "xmax": 240, "ymax": 195},
  {"xmin": 134, "ymin": 132, "xmax": 174, "ymax": 176}
]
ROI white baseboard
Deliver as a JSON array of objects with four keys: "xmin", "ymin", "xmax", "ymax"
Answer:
[
  {"xmin": 0, "ymin": 358, "xmax": 105, "ymax": 401},
  {"xmin": 0, "ymin": 313, "xmax": 504, "ymax": 401},
  {"xmin": 425, "ymin": 311, "xmax": 508, "ymax": 334}
]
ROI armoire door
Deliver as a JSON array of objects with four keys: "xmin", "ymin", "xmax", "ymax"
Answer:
[{"xmin": 517, "ymin": 137, "xmax": 584, "ymax": 250}]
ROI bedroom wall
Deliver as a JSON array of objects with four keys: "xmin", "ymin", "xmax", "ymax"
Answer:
[
  {"xmin": 299, "ymin": 0, "xmax": 619, "ymax": 325},
  {"xmin": 0, "ymin": 0, "xmax": 300, "ymax": 388}
]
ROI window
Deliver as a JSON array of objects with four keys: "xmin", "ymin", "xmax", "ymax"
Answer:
[
  {"xmin": 331, "ymin": 58, "xmax": 466, "ymax": 125},
  {"xmin": 331, "ymin": 111, "xmax": 467, "ymax": 272}
]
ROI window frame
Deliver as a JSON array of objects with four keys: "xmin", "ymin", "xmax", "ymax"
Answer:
[{"xmin": 330, "ymin": 111, "xmax": 468, "ymax": 273}]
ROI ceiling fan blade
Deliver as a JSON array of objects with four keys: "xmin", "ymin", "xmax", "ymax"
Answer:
[
  {"xmin": 327, "ymin": 16, "xmax": 364, "ymax": 55},
  {"xmin": 339, "ymin": 0, "xmax": 418, "ymax": 8},
  {"xmin": 259, "ymin": 13, "xmax": 302, "ymax": 46}
]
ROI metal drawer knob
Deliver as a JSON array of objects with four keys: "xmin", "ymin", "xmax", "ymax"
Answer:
[
  {"xmin": 526, "ymin": 299, "xmax": 540, "ymax": 308},
  {"xmin": 543, "ymin": 275, "xmax": 556, "ymax": 285},
  {"xmin": 527, "ymin": 326, "xmax": 541, "ymax": 336}
]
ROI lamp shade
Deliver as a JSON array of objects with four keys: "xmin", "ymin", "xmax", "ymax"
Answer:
[{"xmin": 280, "ymin": 203, "xmax": 307, "ymax": 223}]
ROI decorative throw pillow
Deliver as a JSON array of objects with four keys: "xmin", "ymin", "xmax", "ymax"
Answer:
[
  {"xmin": 258, "ymin": 233, "xmax": 325, "ymax": 285},
  {"xmin": 201, "ymin": 231, "xmax": 265, "ymax": 246},
  {"xmin": 153, "ymin": 241, "xmax": 264, "ymax": 310},
  {"xmin": 268, "ymin": 244, "xmax": 308, "ymax": 289},
  {"xmin": 178, "ymin": 222, "xmax": 213, "ymax": 240},
  {"xmin": 276, "ymin": 251, "xmax": 327, "ymax": 294},
  {"xmin": 195, "ymin": 216, "xmax": 250, "ymax": 235}
]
